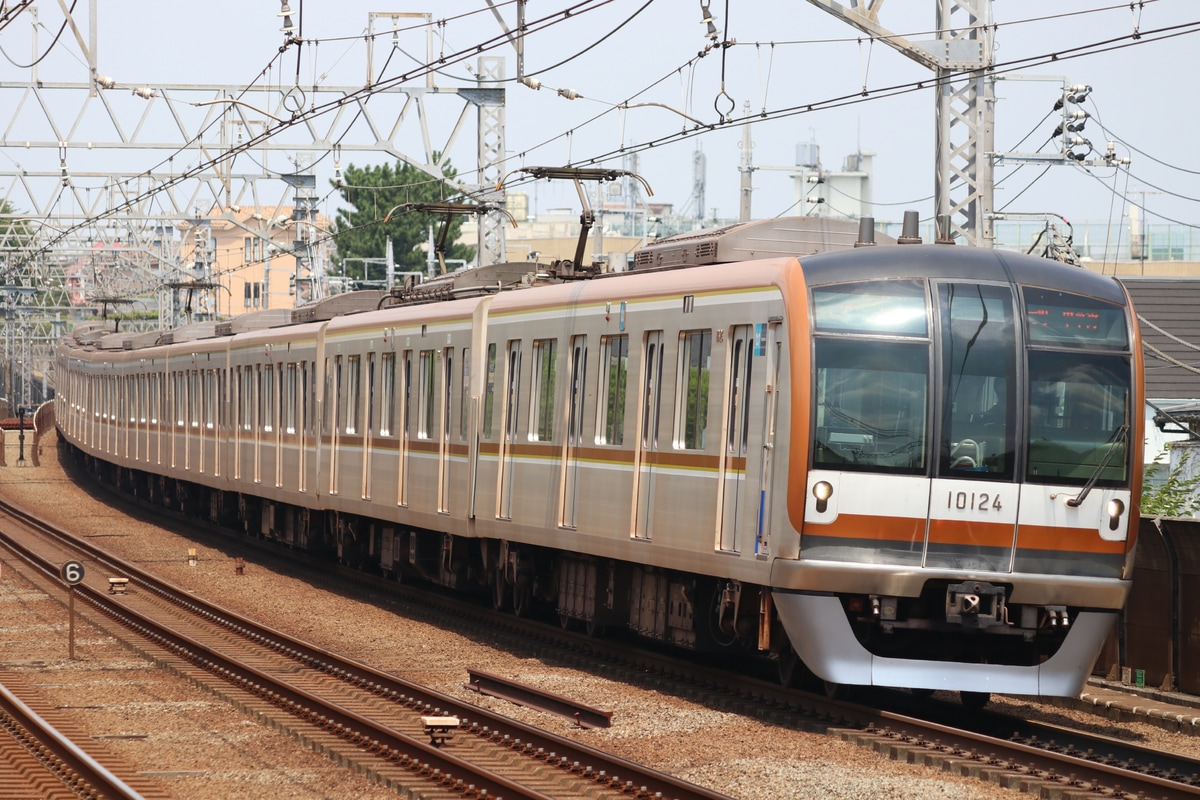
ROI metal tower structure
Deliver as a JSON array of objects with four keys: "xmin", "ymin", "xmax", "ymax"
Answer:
[
  {"xmin": 807, "ymin": 0, "xmax": 995, "ymax": 246},
  {"xmin": 0, "ymin": 3, "xmax": 508, "ymax": 402}
]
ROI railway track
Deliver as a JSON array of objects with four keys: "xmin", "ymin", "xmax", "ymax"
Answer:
[
  {"xmin": 0, "ymin": 495, "xmax": 733, "ymax": 800},
  {"xmin": 13, "ymin": 464, "xmax": 1200, "ymax": 800},
  {"xmin": 0, "ymin": 666, "xmax": 164, "ymax": 800}
]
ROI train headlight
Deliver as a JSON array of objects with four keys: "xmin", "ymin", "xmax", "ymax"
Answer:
[
  {"xmin": 813, "ymin": 480, "xmax": 833, "ymax": 513},
  {"xmin": 1107, "ymin": 498, "xmax": 1125, "ymax": 531}
]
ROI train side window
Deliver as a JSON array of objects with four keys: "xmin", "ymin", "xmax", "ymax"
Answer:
[
  {"xmin": 189, "ymin": 371, "xmax": 201, "ymax": 428},
  {"xmin": 675, "ymin": 330, "xmax": 712, "ymax": 450},
  {"xmin": 482, "ymin": 343, "xmax": 497, "ymax": 439},
  {"xmin": 597, "ymin": 334, "xmax": 628, "ymax": 446},
  {"xmin": 346, "ymin": 354, "xmax": 361, "ymax": 435},
  {"xmin": 418, "ymin": 350, "xmax": 436, "ymax": 439},
  {"xmin": 530, "ymin": 338, "xmax": 557, "ymax": 441}
]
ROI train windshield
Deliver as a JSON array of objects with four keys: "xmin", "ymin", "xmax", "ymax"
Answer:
[{"xmin": 1026, "ymin": 351, "xmax": 1131, "ymax": 486}]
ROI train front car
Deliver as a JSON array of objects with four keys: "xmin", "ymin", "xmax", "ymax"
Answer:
[{"xmin": 772, "ymin": 244, "xmax": 1143, "ymax": 697}]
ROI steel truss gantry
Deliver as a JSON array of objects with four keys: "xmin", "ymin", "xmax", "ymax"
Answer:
[{"xmin": 806, "ymin": 0, "xmax": 995, "ymax": 247}]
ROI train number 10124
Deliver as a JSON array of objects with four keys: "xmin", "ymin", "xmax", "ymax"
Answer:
[{"xmin": 946, "ymin": 491, "xmax": 1002, "ymax": 512}]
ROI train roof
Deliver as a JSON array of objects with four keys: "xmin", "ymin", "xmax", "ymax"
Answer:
[{"xmin": 798, "ymin": 242, "xmax": 1130, "ymax": 306}]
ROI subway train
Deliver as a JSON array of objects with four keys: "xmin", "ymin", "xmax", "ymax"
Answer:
[{"xmin": 54, "ymin": 215, "xmax": 1143, "ymax": 701}]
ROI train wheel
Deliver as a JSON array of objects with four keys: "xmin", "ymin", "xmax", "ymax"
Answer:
[
  {"xmin": 777, "ymin": 645, "xmax": 802, "ymax": 688},
  {"xmin": 960, "ymin": 691, "xmax": 990, "ymax": 710}
]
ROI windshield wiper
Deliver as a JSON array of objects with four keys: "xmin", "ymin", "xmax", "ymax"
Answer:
[{"xmin": 1066, "ymin": 424, "xmax": 1129, "ymax": 508}]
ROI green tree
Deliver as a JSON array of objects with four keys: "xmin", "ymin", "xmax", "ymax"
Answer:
[
  {"xmin": 1141, "ymin": 449, "xmax": 1200, "ymax": 517},
  {"xmin": 331, "ymin": 159, "xmax": 475, "ymax": 280}
]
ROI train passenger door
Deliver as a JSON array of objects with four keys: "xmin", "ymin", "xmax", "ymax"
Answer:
[
  {"xmin": 439, "ymin": 347, "xmax": 452, "ymax": 513},
  {"xmin": 718, "ymin": 325, "xmax": 754, "ymax": 552},
  {"xmin": 634, "ymin": 331, "xmax": 664, "ymax": 539},
  {"xmin": 560, "ymin": 335, "xmax": 587, "ymax": 529},
  {"xmin": 497, "ymin": 340, "xmax": 522, "ymax": 520},
  {"xmin": 756, "ymin": 321, "xmax": 782, "ymax": 556},
  {"xmin": 362, "ymin": 354, "xmax": 375, "ymax": 500}
]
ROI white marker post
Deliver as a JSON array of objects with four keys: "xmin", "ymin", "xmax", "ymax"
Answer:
[{"xmin": 59, "ymin": 561, "xmax": 85, "ymax": 659}]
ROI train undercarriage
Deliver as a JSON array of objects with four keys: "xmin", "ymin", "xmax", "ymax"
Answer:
[{"xmin": 63, "ymin": 442, "xmax": 782, "ymax": 669}]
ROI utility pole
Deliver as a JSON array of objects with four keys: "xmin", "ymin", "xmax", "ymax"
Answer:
[{"xmin": 738, "ymin": 101, "xmax": 755, "ymax": 223}]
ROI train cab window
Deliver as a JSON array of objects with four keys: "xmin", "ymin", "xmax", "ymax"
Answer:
[
  {"xmin": 381, "ymin": 353, "xmax": 396, "ymax": 436},
  {"xmin": 418, "ymin": 350, "xmax": 436, "ymax": 439},
  {"xmin": 597, "ymin": 334, "xmax": 629, "ymax": 446},
  {"xmin": 937, "ymin": 283, "xmax": 1016, "ymax": 480},
  {"xmin": 530, "ymin": 338, "xmax": 557, "ymax": 442},
  {"xmin": 483, "ymin": 343, "xmax": 497, "ymax": 439},
  {"xmin": 1026, "ymin": 351, "xmax": 1131, "ymax": 486},
  {"xmin": 675, "ymin": 330, "xmax": 711, "ymax": 450},
  {"xmin": 813, "ymin": 338, "xmax": 928, "ymax": 473},
  {"xmin": 346, "ymin": 354, "xmax": 361, "ymax": 435}
]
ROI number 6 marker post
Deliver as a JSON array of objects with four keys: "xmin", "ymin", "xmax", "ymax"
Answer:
[{"xmin": 59, "ymin": 561, "xmax": 85, "ymax": 659}]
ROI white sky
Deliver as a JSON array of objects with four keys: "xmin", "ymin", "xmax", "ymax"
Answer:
[{"xmin": 2, "ymin": 1, "xmax": 1196, "ymax": 234}]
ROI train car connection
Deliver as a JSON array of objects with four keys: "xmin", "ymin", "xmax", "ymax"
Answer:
[{"xmin": 54, "ymin": 213, "xmax": 1143, "ymax": 701}]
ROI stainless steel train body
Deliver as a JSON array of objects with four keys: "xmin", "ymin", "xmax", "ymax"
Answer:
[{"xmin": 54, "ymin": 219, "xmax": 1144, "ymax": 697}]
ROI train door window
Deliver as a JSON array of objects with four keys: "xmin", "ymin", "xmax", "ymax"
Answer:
[
  {"xmin": 482, "ymin": 343, "xmax": 497, "ymax": 439},
  {"xmin": 675, "ymin": 330, "xmax": 712, "ymax": 450},
  {"xmin": 285, "ymin": 363, "xmax": 297, "ymax": 434},
  {"xmin": 366, "ymin": 353, "xmax": 376, "ymax": 436},
  {"xmin": 346, "ymin": 354, "xmax": 361, "ymax": 435},
  {"xmin": 597, "ymin": 334, "xmax": 628, "ymax": 446},
  {"xmin": 726, "ymin": 327, "xmax": 754, "ymax": 456},
  {"xmin": 239, "ymin": 367, "xmax": 250, "ymax": 431},
  {"xmin": 443, "ymin": 348, "xmax": 453, "ymax": 436},
  {"xmin": 322, "ymin": 357, "xmax": 333, "ymax": 432},
  {"xmin": 381, "ymin": 353, "xmax": 396, "ymax": 436},
  {"xmin": 530, "ymin": 339, "xmax": 557, "ymax": 441},
  {"xmin": 176, "ymin": 373, "xmax": 186, "ymax": 428},
  {"xmin": 333, "ymin": 355, "xmax": 345, "ymax": 433},
  {"xmin": 418, "ymin": 350, "xmax": 436, "ymax": 439},
  {"xmin": 205, "ymin": 370, "xmax": 216, "ymax": 430},
  {"xmin": 499, "ymin": 340, "xmax": 523, "ymax": 520},
  {"xmin": 459, "ymin": 347, "xmax": 470, "ymax": 439},
  {"xmin": 262, "ymin": 364, "xmax": 275, "ymax": 433},
  {"xmin": 937, "ymin": 283, "xmax": 1016, "ymax": 480},
  {"xmin": 149, "ymin": 373, "xmax": 159, "ymax": 426},
  {"xmin": 642, "ymin": 332, "xmax": 664, "ymax": 448},
  {"xmin": 402, "ymin": 350, "xmax": 412, "ymax": 440}
]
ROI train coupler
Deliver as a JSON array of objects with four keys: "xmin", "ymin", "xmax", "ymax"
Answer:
[{"xmin": 945, "ymin": 581, "xmax": 1007, "ymax": 629}]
